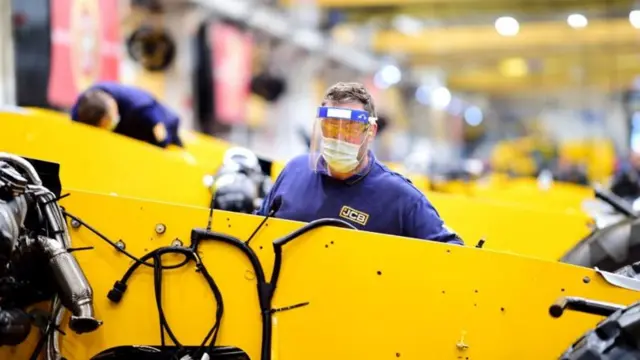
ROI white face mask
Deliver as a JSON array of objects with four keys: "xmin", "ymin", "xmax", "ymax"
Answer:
[{"xmin": 321, "ymin": 137, "xmax": 363, "ymax": 173}]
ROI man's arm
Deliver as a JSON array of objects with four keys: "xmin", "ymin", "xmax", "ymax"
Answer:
[
  {"xmin": 138, "ymin": 105, "xmax": 178, "ymax": 148},
  {"xmin": 404, "ymin": 196, "xmax": 464, "ymax": 245}
]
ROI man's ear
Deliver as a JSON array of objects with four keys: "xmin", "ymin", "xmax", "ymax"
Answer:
[{"xmin": 369, "ymin": 123, "xmax": 378, "ymax": 138}]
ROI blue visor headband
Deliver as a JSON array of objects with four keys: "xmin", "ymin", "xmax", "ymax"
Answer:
[{"xmin": 317, "ymin": 107, "xmax": 376, "ymax": 124}]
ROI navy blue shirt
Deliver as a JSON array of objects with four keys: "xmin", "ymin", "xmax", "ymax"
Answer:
[
  {"xmin": 256, "ymin": 152, "xmax": 463, "ymax": 245},
  {"xmin": 70, "ymin": 81, "xmax": 182, "ymax": 148}
]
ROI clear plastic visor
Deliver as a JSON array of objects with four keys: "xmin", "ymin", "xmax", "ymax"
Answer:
[{"xmin": 309, "ymin": 107, "xmax": 374, "ymax": 174}]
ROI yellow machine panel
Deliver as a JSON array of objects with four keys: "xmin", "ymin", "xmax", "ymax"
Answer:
[
  {"xmin": 427, "ymin": 191, "xmax": 590, "ymax": 259},
  {"xmin": 3, "ymin": 190, "xmax": 637, "ymax": 360},
  {"xmin": 0, "ymin": 109, "xmax": 591, "ymax": 265},
  {"xmin": 0, "ymin": 110, "xmax": 214, "ymax": 207}
]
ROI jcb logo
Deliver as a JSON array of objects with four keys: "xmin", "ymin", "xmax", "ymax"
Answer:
[{"xmin": 339, "ymin": 206, "xmax": 369, "ymax": 226}]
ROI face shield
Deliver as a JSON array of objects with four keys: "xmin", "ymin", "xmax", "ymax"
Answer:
[{"xmin": 310, "ymin": 107, "xmax": 377, "ymax": 175}]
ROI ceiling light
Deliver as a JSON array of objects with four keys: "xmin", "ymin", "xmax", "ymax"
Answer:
[
  {"xmin": 631, "ymin": 10, "xmax": 640, "ymax": 29},
  {"xmin": 567, "ymin": 14, "xmax": 588, "ymax": 28},
  {"xmin": 494, "ymin": 16, "xmax": 519, "ymax": 36}
]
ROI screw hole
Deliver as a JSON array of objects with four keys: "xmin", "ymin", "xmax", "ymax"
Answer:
[
  {"xmin": 441, "ymin": 290, "xmax": 446, "ymax": 294},
  {"xmin": 446, "ymin": 249, "xmax": 451, "ymax": 253},
  {"xmin": 474, "ymin": 289, "xmax": 478, "ymax": 293},
  {"xmin": 377, "ymin": 271, "xmax": 382, "ymax": 275},
  {"xmin": 561, "ymin": 288, "xmax": 565, "ymax": 292},
  {"xmin": 331, "ymin": 241, "xmax": 334, "ymax": 244},
  {"xmin": 474, "ymin": 303, "xmax": 477, "ymax": 307},
  {"xmin": 228, "ymin": 224, "xmax": 231, "ymax": 228},
  {"xmin": 265, "ymin": 223, "xmax": 269, "ymax": 227},
  {"xmin": 226, "ymin": 217, "xmax": 230, "ymax": 221},
  {"xmin": 259, "ymin": 246, "xmax": 263, "ymax": 250},
  {"xmin": 500, "ymin": 307, "xmax": 505, "ymax": 312},
  {"xmin": 396, "ymin": 353, "xmax": 401, "ymax": 358},
  {"xmin": 325, "ymin": 244, "xmax": 329, "ymax": 248},
  {"xmin": 583, "ymin": 276, "xmax": 591, "ymax": 284}
]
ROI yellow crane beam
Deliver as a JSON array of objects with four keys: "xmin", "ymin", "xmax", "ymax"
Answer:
[
  {"xmin": 341, "ymin": 2, "xmax": 633, "ymax": 21},
  {"xmin": 448, "ymin": 69, "xmax": 640, "ymax": 94},
  {"xmin": 445, "ymin": 50, "xmax": 640, "ymax": 94},
  {"xmin": 373, "ymin": 18, "xmax": 640, "ymax": 56},
  {"xmin": 280, "ymin": 0, "xmax": 630, "ymax": 9}
]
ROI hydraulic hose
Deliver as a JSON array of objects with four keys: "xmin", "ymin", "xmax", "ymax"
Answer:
[
  {"xmin": 270, "ymin": 218, "xmax": 356, "ymax": 299},
  {"xmin": 190, "ymin": 228, "xmax": 271, "ymax": 360},
  {"xmin": 108, "ymin": 245, "xmax": 224, "ymax": 359}
]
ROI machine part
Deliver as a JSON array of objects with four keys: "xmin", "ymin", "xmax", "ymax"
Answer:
[
  {"xmin": 0, "ymin": 307, "xmax": 31, "ymax": 346},
  {"xmin": 171, "ymin": 239, "xmax": 182, "ymax": 247},
  {"xmin": 559, "ymin": 300, "xmax": 640, "ymax": 359},
  {"xmin": 212, "ymin": 172, "xmax": 258, "ymax": 214},
  {"xmin": 595, "ymin": 268, "xmax": 640, "ymax": 292},
  {"xmin": 156, "ymin": 223, "xmax": 167, "ymax": 235},
  {"xmin": 0, "ymin": 192, "xmax": 28, "ymax": 261},
  {"xmin": 0, "ymin": 152, "xmax": 43, "ymax": 186},
  {"xmin": 38, "ymin": 236, "xmax": 101, "ymax": 333},
  {"xmin": 107, "ymin": 245, "xmax": 223, "ymax": 359},
  {"xmin": 549, "ymin": 296, "xmax": 625, "ymax": 318},
  {"xmin": 560, "ymin": 215, "xmax": 640, "ymax": 272},
  {"xmin": 0, "ymin": 154, "xmax": 99, "ymax": 359},
  {"xmin": 116, "ymin": 240, "xmax": 126, "ymax": 250}
]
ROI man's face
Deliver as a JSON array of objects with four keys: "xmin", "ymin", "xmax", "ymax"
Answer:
[
  {"xmin": 97, "ymin": 95, "xmax": 119, "ymax": 130},
  {"xmin": 321, "ymin": 101, "xmax": 377, "ymax": 155}
]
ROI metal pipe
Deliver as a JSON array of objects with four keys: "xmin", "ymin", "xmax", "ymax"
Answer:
[
  {"xmin": 38, "ymin": 236, "xmax": 101, "ymax": 334},
  {"xmin": 0, "ymin": 153, "xmax": 43, "ymax": 186}
]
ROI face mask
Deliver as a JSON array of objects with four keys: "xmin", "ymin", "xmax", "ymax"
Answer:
[{"xmin": 321, "ymin": 137, "xmax": 362, "ymax": 173}]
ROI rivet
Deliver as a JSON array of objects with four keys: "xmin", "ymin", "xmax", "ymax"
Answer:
[
  {"xmin": 115, "ymin": 240, "xmax": 126, "ymax": 250},
  {"xmin": 171, "ymin": 239, "xmax": 183, "ymax": 247},
  {"xmin": 70, "ymin": 219, "xmax": 81, "ymax": 229},
  {"xmin": 155, "ymin": 223, "xmax": 167, "ymax": 234}
]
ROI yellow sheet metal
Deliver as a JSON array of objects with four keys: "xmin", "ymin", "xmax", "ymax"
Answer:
[
  {"xmin": 0, "ymin": 109, "xmax": 591, "ymax": 264},
  {"xmin": 0, "ymin": 109, "xmax": 214, "ymax": 207},
  {"xmin": 3, "ymin": 189, "xmax": 637, "ymax": 359}
]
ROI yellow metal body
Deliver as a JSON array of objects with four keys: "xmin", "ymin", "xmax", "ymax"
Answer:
[
  {"xmin": 0, "ymin": 109, "xmax": 590, "ymax": 263},
  {"xmin": 0, "ymin": 109, "xmax": 215, "ymax": 207},
  {"xmin": 431, "ymin": 175, "xmax": 593, "ymax": 213},
  {"xmin": 2, "ymin": 190, "xmax": 638, "ymax": 359}
]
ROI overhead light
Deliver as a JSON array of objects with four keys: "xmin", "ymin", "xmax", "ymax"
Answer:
[
  {"xmin": 374, "ymin": 65, "xmax": 402, "ymax": 89},
  {"xmin": 630, "ymin": 10, "xmax": 640, "ymax": 29},
  {"xmin": 567, "ymin": 13, "xmax": 588, "ymax": 28},
  {"xmin": 431, "ymin": 87, "xmax": 451, "ymax": 110},
  {"xmin": 464, "ymin": 106, "xmax": 483, "ymax": 127},
  {"xmin": 494, "ymin": 16, "xmax": 519, "ymax": 37},
  {"xmin": 415, "ymin": 85, "xmax": 430, "ymax": 105}
]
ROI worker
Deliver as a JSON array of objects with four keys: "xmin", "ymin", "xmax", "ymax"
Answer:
[
  {"xmin": 611, "ymin": 152, "xmax": 640, "ymax": 201},
  {"xmin": 256, "ymin": 82, "xmax": 463, "ymax": 245},
  {"xmin": 69, "ymin": 81, "xmax": 183, "ymax": 148}
]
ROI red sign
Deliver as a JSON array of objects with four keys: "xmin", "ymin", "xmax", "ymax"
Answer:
[
  {"xmin": 48, "ymin": 0, "xmax": 120, "ymax": 107},
  {"xmin": 210, "ymin": 23, "xmax": 253, "ymax": 125}
]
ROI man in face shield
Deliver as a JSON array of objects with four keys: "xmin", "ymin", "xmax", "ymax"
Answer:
[{"xmin": 256, "ymin": 82, "xmax": 463, "ymax": 245}]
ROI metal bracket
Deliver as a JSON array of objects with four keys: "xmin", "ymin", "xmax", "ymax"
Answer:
[{"xmin": 595, "ymin": 267, "xmax": 640, "ymax": 292}]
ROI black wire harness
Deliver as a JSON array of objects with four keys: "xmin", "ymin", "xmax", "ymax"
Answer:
[{"xmin": 66, "ymin": 208, "xmax": 356, "ymax": 360}]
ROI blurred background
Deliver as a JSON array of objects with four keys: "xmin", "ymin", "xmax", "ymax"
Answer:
[{"xmin": 4, "ymin": 0, "xmax": 640, "ymax": 185}]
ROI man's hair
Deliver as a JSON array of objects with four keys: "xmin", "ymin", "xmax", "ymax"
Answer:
[
  {"xmin": 76, "ymin": 90, "xmax": 111, "ymax": 126},
  {"xmin": 321, "ymin": 82, "xmax": 376, "ymax": 117}
]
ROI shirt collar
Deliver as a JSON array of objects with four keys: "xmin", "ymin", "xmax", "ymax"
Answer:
[{"xmin": 316, "ymin": 150, "xmax": 376, "ymax": 183}]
